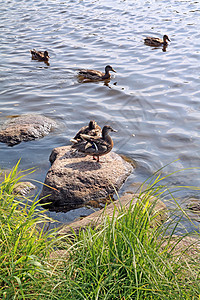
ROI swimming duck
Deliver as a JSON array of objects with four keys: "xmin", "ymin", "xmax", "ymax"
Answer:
[
  {"xmin": 144, "ymin": 35, "xmax": 170, "ymax": 47},
  {"xmin": 78, "ymin": 65, "xmax": 116, "ymax": 81},
  {"xmin": 70, "ymin": 120, "xmax": 102, "ymax": 144},
  {"xmin": 30, "ymin": 49, "xmax": 50, "ymax": 61},
  {"xmin": 71, "ymin": 125, "xmax": 117, "ymax": 162}
]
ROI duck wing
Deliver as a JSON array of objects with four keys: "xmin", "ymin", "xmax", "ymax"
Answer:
[
  {"xmin": 71, "ymin": 140, "xmax": 87, "ymax": 150},
  {"xmin": 144, "ymin": 37, "xmax": 162, "ymax": 44},
  {"xmin": 79, "ymin": 69, "xmax": 103, "ymax": 77},
  {"xmin": 73, "ymin": 125, "xmax": 101, "ymax": 142},
  {"xmin": 73, "ymin": 125, "xmax": 88, "ymax": 140},
  {"xmin": 80, "ymin": 133, "xmax": 101, "ymax": 142},
  {"xmin": 84, "ymin": 140, "xmax": 108, "ymax": 154},
  {"xmin": 71, "ymin": 139, "xmax": 107, "ymax": 154},
  {"xmin": 145, "ymin": 37, "xmax": 160, "ymax": 41},
  {"xmin": 30, "ymin": 49, "xmax": 44, "ymax": 59}
]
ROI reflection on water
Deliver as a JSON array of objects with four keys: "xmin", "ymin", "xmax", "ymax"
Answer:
[{"xmin": 0, "ymin": 0, "xmax": 200, "ymax": 227}]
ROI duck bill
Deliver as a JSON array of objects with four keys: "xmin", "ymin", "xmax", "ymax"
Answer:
[
  {"xmin": 111, "ymin": 128, "xmax": 118, "ymax": 132},
  {"xmin": 111, "ymin": 68, "xmax": 116, "ymax": 73}
]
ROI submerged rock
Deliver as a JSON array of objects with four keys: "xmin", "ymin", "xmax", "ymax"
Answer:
[
  {"xmin": 186, "ymin": 199, "xmax": 200, "ymax": 212},
  {"xmin": 13, "ymin": 181, "xmax": 36, "ymax": 196},
  {"xmin": 0, "ymin": 114, "xmax": 57, "ymax": 146},
  {"xmin": 39, "ymin": 146, "xmax": 133, "ymax": 210}
]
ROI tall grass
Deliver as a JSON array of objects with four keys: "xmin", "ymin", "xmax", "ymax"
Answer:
[
  {"xmin": 49, "ymin": 170, "xmax": 200, "ymax": 300},
  {"xmin": 0, "ymin": 162, "xmax": 57, "ymax": 299},
  {"xmin": 0, "ymin": 163, "xmax": 199, "ymax": 299}
]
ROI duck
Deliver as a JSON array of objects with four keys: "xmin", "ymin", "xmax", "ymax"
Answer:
[
  {"xmin": 71, "ymin": 125, "xmax": 117, "ymax": 162},
  {"xmin": 70, "ymin": 120, "xmax": 102, "ymax": 144},
  {"xmin": 30, "ymin": 49, "xmax": 50, "ymax": 61},
  {"xmin": 144, "ymin": 35, "xmax": 170, "ymax": 47},
  {"xmin": 78, "ymin": 65, "xmax": 116, "ymax": 81}
]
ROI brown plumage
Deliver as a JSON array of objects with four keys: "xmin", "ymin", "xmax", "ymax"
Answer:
[
  {"xmin": 144, "ymin": 35, "xmax": 170, "ymax": 47},
  {"xmin": 78, "ymin": 65, "xmax": 116, "ymax": 81},
  {"xmin": 30, "ymin": 49, "xmax": 50, "ymax": 61},
  {"xmin": 71, "ymin": 125, "xmax": 117, "ymax": 162},
  {"xmin": 70, "ymin": 120, "xmax": 102, "ymax": 144}
]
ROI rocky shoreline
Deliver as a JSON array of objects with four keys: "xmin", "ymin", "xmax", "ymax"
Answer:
[{"xmin": 1, "ymin": 114, "xmax": 199, "ymax": 227}]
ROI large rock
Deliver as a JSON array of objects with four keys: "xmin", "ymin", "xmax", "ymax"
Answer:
[
  {"xmin": 0, "ymin": 114, "xmax": 57, "ymax": 146},
  {"xmin": 39, "ymin": 146, "xmax": 133, "ymax": 210},
  {"xmin": 58, "ymin": 193, "xmax": 167, "ymax": 236}
]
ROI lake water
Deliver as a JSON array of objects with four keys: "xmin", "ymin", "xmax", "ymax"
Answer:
[{"xmin": 0, "ymin": 0, "xmax": 200, "ymax": 229}]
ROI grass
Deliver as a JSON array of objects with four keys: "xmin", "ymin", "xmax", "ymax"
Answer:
[
  {"xmin": 51, "ymin": 191, "xmax": 199, "ymax": 299},
  {"xmin": 0, "ymin": 162, "xmax": 57, "ymax": 299},
  {"xmin": 0, "ymin": 163, "xmax": 199, "ymax": 299}
]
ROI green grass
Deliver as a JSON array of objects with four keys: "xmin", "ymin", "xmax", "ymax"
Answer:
[
  {"xmin": 0, "ymin": 163, "xmax": 199, "ymax": 299},
  {"xmin": 52, "ymin": 200, "xmax": 199, "ymax": 299},
  {"xmin": 0, "ymin": 162, "xmax": 57, "ymax": 299}
]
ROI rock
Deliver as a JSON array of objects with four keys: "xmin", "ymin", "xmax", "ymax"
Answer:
[
  {"xmin": 119, "ymin": 192, "xmax": 168, "ymax": 226},
  {"xmin": 52, "ymin": 210, "xmax": 199, "ymax": 271},
  {"xmin": 50, "ymin": 236, "xmax": 200, "ymax": 265},
  {"xmin": 161, "ymin": 236, "xmax": 200, "ymax": 260},
  {"xmin": 58, "ymin": 193, "xmax": 167, "ymax": 236},
  {"xmin": 13, "ymin": 181, "xmax": 36, "ymax": 196},
  {"xmin": 39, "ymin": 146, "xmax": 133, "ymax": 210},
  {"xmin": 0, "ymin": 114, "xmax": 57, "ymax": 146},
  {"xmin": 186, "ymin": 199, "xmax": 200, "ymax": 212}
]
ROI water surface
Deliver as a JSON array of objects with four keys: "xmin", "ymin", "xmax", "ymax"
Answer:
[{"xmin": 0, "ymin": 0, "xmax": 200, "ymax": 228}]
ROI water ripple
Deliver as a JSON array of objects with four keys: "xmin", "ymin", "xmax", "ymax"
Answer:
[{"xmin": 0, "ymin": 0, "xmax": 200, "ymax": 222}]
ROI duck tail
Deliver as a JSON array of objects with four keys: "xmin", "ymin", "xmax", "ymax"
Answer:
[{"xmin": 70, "ymin": 138, "xmax": 78, "ymax": 144}]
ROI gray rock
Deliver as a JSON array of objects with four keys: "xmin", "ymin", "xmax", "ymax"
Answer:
[
  {"xmin": 39, "ymin": 146, "xmax": 133, "ymax": 210},
  {"xmin": 13, "ymin": 181, "xmax": 36, "ymax": 196},
  {"xmin": 186, "ymin": 199, "xmax": 200, "ymax": 212},
  {"xmin": 0, "ymin": 114, "xmax": 57, "ymax": 146}
]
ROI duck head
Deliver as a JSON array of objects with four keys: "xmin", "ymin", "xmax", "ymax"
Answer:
[
  {"xmin": 88, "ymin": 120, "xmax": 97, "ymax": 129},
  {"xmin": 163, "ymin": 35, "xmax": 170, "ymax": 42},
  {"xmin": 105, "ymin": 65, "xmax": 116, "ymax": 73},
  {"xmin": 102, "ymin": 125, "xmax": 117, "ymax": 136},
  {"xmin": 44, "ymin": 51, "xmax": 50, "ymax": 58}
]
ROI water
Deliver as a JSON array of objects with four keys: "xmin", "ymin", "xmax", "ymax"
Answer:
[{"xmin": 0, "ymin": 0, "xmax": 200, "ymax": 228}]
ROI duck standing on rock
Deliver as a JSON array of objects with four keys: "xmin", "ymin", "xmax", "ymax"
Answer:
[
  {"xmin": 78, "ymin": 65, "xmax": 116, "ymax": 81},
  {"xmin": 70, "ymin": 120, "xmax": 102, "ymax": 144},
  {"xmin": 71, "ymin": 125, "xmax": 117, "ymax": 162},
  {"xmin": 30, "ymin": 49, "xmax": 50, "ymax": 62},
  {"xmin": 144, "ymin": 35, "xmax": 170, "ymax": 47}
]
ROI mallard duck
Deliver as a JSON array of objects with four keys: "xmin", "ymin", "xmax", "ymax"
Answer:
[
  {"xmin": 78, "ymin": 65, "xmax": 116, "ymax": 81},
  {"xmin": 30, "ymin": 49, "xmax": 50, "ymax": 61},
  {"xmin": 144, "ymin": 35, "xmax": 170, "ymax": 47},
  {"xmin": 71, "ymin": 125, "xmax": 117, "ymax": 162},
  {"xmin": 70, "ymin": 120, "xmax": 102, "ymax": 144}
]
